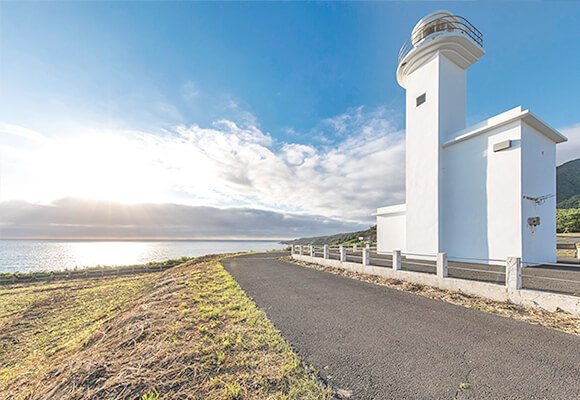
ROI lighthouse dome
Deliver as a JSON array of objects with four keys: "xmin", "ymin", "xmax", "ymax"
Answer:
[
  {"xmin": 396, "ymin": 11, "xmax": 484, "ymax": 88},
  {"xmin": 411, "ymin": 10, "xmax": 459, "ymax": 46}
]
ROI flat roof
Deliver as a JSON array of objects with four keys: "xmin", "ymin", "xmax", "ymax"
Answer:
[
  {"xmin": 375, "ymin": 203, "xmax": 406, "ymax": 216},
  {"xmin": 443, "ymin": 106, "xmax": 568, "ymax": 148}
]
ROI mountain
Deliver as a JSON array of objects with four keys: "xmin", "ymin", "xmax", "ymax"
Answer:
[
  {"xmin": 557, "ymin": 158, "xmax": 580, "ymax": 205},
  {"xmin": 283, "ymin": 225, "xmax": 376, "ymax": 246}
]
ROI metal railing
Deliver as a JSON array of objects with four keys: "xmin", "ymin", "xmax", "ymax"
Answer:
[
  {"xmin": 292, "ymin": 245, "xmax": 580, "ymax": 296},
  {"xmin": 520, "ymin": 260, "xmax": 580, "ymax": 296},
  {"xmin": 398, "ymin": 14, "xmax": 483, "ymax": 64},
  {"xmin": 522, "ymin": 260, "xmax": 580, "ymax": 269}
]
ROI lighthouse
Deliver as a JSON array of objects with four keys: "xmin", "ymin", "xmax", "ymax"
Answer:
[{"xmin": 376, "ymin": 11, "xmax": 567, "ymax": 263}]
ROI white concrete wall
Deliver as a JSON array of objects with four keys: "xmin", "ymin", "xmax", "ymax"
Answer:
[
  {"xmin": 442, "ymin": 121, "xmax": 522, "ymax": 261},
  {"xmin": 438, "ymin": 54, "xmax": 467, "ymax": 140},
  {"xmin": 377, "ymin": 207, "xmax": 406, "ymax": 252},
  {"xmin": 405, "ymin": 52, "xmax": 469, "ymax": 256},
  {"xmin": 521, "ymin": 122, "xmax": 557, "ymax": 263},
  {"xmin": 405, "ymin": 54, "xmax": 440, "ymax": 256}
]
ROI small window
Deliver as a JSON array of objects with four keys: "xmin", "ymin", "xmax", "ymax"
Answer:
[{"xmin": 416, "ymin": 93, "xmax": 426, "ymax": 107}]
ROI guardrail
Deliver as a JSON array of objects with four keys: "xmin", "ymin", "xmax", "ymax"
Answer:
[
  {"xmin": 291, "ymin": 245, "xmax": 580, "ymax": 315},
  {"xmin": 520, "ymin": 260, "xmax": 580, "ymax": 296}
]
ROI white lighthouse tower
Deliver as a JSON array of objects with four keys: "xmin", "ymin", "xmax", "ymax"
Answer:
[
  {"xmin": 399, "ymin": 11, "xmax": 484, "ymax": 257},
  {"xmin": 377, "ymin": 11, "xmax": 567, "ymax": 263}
]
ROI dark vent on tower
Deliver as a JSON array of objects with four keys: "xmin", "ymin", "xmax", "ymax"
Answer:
[{"xmin": 416, "ymin": 93, "xmax": 426, "ymax": 107}]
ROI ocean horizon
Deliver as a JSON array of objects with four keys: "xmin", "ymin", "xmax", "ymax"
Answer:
[{"xmin": 0, "ymin": 239, "xmax": 286, "ymax": 273}]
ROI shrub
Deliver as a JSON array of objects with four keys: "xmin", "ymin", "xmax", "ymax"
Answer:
[{"xmin": 556, "ymin": 208, "xmax": 580, "ymax": 233}]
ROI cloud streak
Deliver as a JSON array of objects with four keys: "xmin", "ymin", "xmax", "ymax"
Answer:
[{"xmin": 0, "ymin": 198, "xmax": 367, "ymax": 239}]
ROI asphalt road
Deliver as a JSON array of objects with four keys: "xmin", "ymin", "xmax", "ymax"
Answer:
[{"xmin": 223, "ymin": 252, "xmax": 580, "ymax": 400}]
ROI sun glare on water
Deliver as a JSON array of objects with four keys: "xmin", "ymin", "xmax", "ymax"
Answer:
[{"xmin": 69, "ymin": 241, "xmax": 148, "ymax": 267}]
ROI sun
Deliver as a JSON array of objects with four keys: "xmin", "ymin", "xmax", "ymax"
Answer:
[{"xmin": 40, "ymin": 132, "xmax": 169, "ymax": 204}]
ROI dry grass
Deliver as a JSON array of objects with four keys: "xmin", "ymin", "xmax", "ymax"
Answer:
[
  {"xmin": 283, "ymin": 256, "xmax": 580, "ymax": 335},
  {"xmin": 557, "ymin": 248, "xmax": 577, "ymax": 258},
  {"xmin": 0, "ymin": 256, "xmax": 331, "ymax": 399},
  {"xmin": 0, "ymin": 274, "xmax": 155, "ymax": 391}
]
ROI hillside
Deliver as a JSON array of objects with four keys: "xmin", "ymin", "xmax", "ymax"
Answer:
[
  {"xmin": 283, "ymin": 225, "xmax": 376, "ymax": 246},
  {"xmin": 557, "ymin": 158, "xmax": 580, "ymax": 204}
]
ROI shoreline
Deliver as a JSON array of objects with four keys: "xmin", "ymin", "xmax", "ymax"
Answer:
[{"xmin": 0, "ymin": 241, "xmax": 288, "ymax": 274}]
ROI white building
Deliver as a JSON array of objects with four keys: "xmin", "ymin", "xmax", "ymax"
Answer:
[{"xmin": 376, "ymin": 11, "xmax": 567, "ymax": 264}]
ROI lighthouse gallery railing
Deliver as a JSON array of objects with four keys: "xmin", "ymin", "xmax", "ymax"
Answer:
[{"xmin": 398, "ymin": 15, "xmax": 483, "ymax": 64}]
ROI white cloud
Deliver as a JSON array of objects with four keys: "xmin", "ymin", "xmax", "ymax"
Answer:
[
  {"xmin": 0, "ymin": 106, "xmax": 405, "ymax": 224},
  {"xmin": 3, "ymin": 110, "xmax": 578, "ymax": 234},
  {"xmin": 223, "ymin": 98, "xmax": 259, "ymax": 128},
  {"xmin": 558, "ymin": 123, "xmax": 580, "ymax": 165},
  {"xmin": 282, "ymin": 143, "xmax": 316, "ymax": 165},
  {"xmin": 182, "ymin": 81, "xmax": 200, "ymax": 100},
  {"xmin": 0, "ymin": 122, "xmax": 50, "ymax": 143},
  {"xmin": 155, "ymin": 102, "xmax": 183, "ymax": 122}
]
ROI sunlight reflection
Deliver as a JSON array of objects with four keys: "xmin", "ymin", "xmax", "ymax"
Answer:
[
  {"xmin": 68, "ymin": 241, "xmax": 148, "ymax": 267},
  {"xmin": 0, "ymin": 240, "xmax": 284, "ymax": 272}
]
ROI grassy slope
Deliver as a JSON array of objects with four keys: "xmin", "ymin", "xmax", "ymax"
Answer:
[
  {"xmin": 0, "ymin": 257, "xmax": 330, "ymax": 399},
  {"xmin": 0, "ymin": 275, "xmax": 154, "ymax": 389}
]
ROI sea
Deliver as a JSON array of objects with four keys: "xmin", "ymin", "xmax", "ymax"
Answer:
[{"xmin": 0, "ymin": 240, "xmax": 286, "ymax": 273}]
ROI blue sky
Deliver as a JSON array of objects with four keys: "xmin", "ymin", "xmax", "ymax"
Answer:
[
  {"xmin": 3, "ymin": 2, "xmax": 579, "ymax": 136},
  {"xmin": 1, "ymin": 1, "xmax": 579, "ymax": 237}
]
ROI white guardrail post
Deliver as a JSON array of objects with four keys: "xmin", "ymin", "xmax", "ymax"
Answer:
[
  {"xmin": 323, "ymin": 245, "xmax": 329, "ymax": 259},
  {"xmin": 298, "ymin": 245, "xmax": 303, "ymax": 255},
  {"xmin": 309, "ymin": 245, "xmax": 314, "ymax": 257},
  {"xmin": 362, "ymin": 247, "xmax": 370, "ymax": 266},
  {"xmin": 393, "ymin": 250, "xmax": 402, "ymax": 270},
  {"xmin": 339, "ymin": 245, "xmax": 346, "ymax": 262},
  {"xmin": 576, "ymin": 243, "xmax": 580, "ymax": 259},
  {"xmin": 436, "ymin": 252, "xmax": 448, "ymax": 278},
  {"xmin": 506, "ymin": 257, "xmax": 522, "ymax": 290}
]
